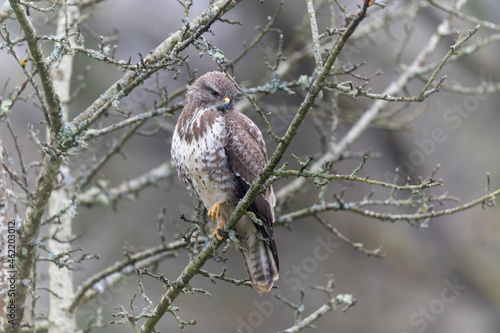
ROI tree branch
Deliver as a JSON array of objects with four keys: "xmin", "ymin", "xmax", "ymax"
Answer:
[
  {"xmin": 77, "ymin": 161, "xmax": 176, "ymax": 207},
  {"xmin": 47, "ymin": 1, "xmax": 79, "ymax": 331},
  {"xmin": 8, "ymin": 0, "xmax": 61, "ymax": 134},
  {"xmin": 69, "ymin": 237, "xmax": 202, "ymax": 313}
]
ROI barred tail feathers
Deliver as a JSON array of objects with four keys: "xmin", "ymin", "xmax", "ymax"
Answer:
[{"xmin": 240, "ymin": 232, "xmax": 279, "ymax": 295}]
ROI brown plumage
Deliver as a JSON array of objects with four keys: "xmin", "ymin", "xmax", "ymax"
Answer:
[{"xmin": 171, "ymin": 71, "xmax": 279, "ymax": 294}]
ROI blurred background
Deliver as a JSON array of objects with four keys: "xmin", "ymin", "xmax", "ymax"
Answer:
[{"xmin": 2, "ymin": 0, "xmax": 500, "ymax": 332}]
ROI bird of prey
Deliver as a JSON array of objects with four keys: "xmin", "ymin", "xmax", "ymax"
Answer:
[{"xmin": 171, "ymin": 71, "xmax": 279, "ymax": 294}]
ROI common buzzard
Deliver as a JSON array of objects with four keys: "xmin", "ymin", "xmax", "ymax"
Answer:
[{"xmin": 171, "ymin": 71, "xmax": 279, "ymax": 294}]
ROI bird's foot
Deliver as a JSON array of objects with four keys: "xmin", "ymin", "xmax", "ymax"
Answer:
[
  {"xmin": 208, "ymin": 202, "xmax": 226, "ymax": 240},
  {"xmin": 208, "ymin": 202, "xmax": 224, "ymax": 222},
  {"xmin": 213, "ymin": 218, "xmax": 227, "ymax": 240}
]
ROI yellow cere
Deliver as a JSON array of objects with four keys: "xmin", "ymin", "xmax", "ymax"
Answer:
[{"xmin": 223, "ymin": 97, "xmax": 230, "ymax": 103}]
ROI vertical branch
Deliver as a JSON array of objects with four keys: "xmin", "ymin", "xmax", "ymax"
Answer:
[
  {"xmin": 5, "ymin": 155, "xmax": 62, "ymax": 332},
  {"xmin": 306, "ymin": 0, "xmax": 323, "ymax": 68},
  {"xmin": 8, "ymin": 0, "xmax": 61, "ymax": 135},
  {"xmin": 46, "ymin": 1, "xmax": 79, "ymax": 332},
  {"xmin": 2, "ymin": 0, "xmax": 70, "ymax": 330}
]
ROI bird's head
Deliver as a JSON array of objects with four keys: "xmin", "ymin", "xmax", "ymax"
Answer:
[{"xmin": 187, "ymin": 71, "xmax": 238, "ymax": 112}]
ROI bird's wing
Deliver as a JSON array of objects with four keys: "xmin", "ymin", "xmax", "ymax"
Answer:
[{"xmin": 224, "ymin": 111, "xmax": 278, "ymax": 269}]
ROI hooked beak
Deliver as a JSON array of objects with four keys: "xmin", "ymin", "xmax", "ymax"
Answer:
[{"xmin": 218, "ymin": 97, "xmax": 231, "ymax": 112}]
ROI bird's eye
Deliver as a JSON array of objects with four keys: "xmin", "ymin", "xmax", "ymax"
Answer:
[{"xmin": 210, "ymin": 89, "xmax": 220, "ymax": 97}]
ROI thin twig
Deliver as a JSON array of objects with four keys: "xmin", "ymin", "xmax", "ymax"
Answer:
[
  {"xmin": 225, "ymin": 0, "xmax": 284, "ymax": 69},
  {"xmin": 314, "ymin": 215, "xmax": 384, "ymax": 258},
  {"xmin": 428, "ymin": 0, "xmax": 500, "ymax": 31},
  {"xmin": 273, "ymin": 168, "xmax": 442, "ymax": 191}
]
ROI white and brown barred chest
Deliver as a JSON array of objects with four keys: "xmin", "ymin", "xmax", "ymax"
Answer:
[{"xmin": 171, "ymin": 108, "xmax": 239, "ymax": 210}]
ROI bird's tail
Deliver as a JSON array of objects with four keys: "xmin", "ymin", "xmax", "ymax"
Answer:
[{"xmin": 240, "ymin": 233, "xmax": 279, "ymax": 295}]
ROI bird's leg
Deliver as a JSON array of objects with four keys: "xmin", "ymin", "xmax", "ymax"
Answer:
[{"xmin": 208, "ymin": 202, "xmax": 226, "ymax": 240}]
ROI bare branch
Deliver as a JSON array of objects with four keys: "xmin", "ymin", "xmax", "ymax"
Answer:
[
  {"xmin": 69, "ymin": 237, "xmax": 202, "ymax": 313},
  {"xmin": 428, "ymin": 0, "xmax": 500, "ymax": 31},
  {"xmin": 8, "ymin": 0, "xmax": 61, "ymax": 134},
  {"xmin": 280, "ymin": 275, "xmax": 356, "ymax": 333},
  {"xmin": 77, "ymin": 161, "xmax": 175, "ymax": 207},
  {"xmin": 306, "ymin": 0, "xmax": 323, "ymax": 69}
]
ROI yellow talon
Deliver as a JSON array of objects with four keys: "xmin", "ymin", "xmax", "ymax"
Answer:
[
  {"xmin": 207, "ymin": 202, "xmax": 224, "ymax": 222},
  {"xmin": 213, "ymin": 218, "xmax": 227, "ymax": 240},
  {"xmin": 208, "ymin": 202, "xmax": 225, "ymax": 240}
]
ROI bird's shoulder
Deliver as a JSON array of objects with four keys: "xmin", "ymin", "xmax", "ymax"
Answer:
[{"xmin": 225, "ymin": 110, "xmax": 265, "ymax": 149}]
